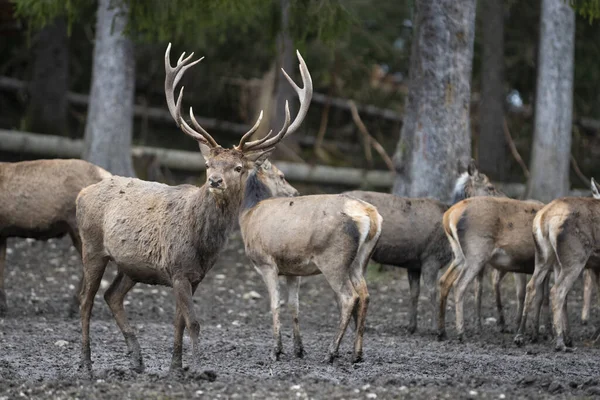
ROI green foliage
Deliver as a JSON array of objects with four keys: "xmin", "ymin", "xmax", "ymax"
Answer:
[
  {"xmin": 11, "ymin": 0, "xmax": 89, "ymax": 35},
  {"xmin": 569, "ymin": 0, "xmax": 600, "ymax": 22}
]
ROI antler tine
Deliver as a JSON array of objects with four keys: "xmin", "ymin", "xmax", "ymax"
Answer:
[
  {"xmin": 282, "ymin": 50, "xmax": 313, "ymax": 137},
  {"xmin": 189, "ymin": 107, "xmax": 219, "ymax": 147},
  {"xmin": 235, "ymin": 110, "xmax": 264, "ymax": 150},
  {"xmin": 239, "ymin": 50, "xmax": 312, "ymax": 153},
  {"xmin": 164, "ymin": 43, "xmax": 217, "ymax": 147},
  {"xmin": 243, "ymin": 102, "xmax": 290, "ymax": 152}
]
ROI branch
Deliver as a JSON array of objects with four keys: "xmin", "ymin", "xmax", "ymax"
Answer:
[
  {"xmin": 570, "ymin": 154, "xmax": 589, "ymax": 187},
  {"xmin": 503, "ymin": 117, "xmax": 529, "ymax": 179},
  {"xmin": 348, "ymin": 100, "xmax": 395, "ymax": 173}
]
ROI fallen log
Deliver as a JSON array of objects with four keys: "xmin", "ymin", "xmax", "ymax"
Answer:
[
  {"xmin": 0, "ymin": 130, "xmax": 592, "ymax": 195},
  {"xmin": 0, "ymin": 130, "xmax": 393, "ymax": 188}
]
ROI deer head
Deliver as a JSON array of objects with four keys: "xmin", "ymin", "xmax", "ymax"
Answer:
[
  {"xmin": 164, "ymin": 43, "xmax": 312, "ymax": 197},
  {"xmin": 257, "ymin": 160, "xmax": 298, "ymax": 198}
]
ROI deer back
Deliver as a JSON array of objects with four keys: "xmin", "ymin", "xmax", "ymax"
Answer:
[
  {"xmin": 345, "ymin": 191, "xmax": 449, "ymax": 268},
  {"xmin": 534, "ymin": 197, "xmax": 600, "ymax": 268},
  {"xmin": 445, "ymin": 197, "xmax": 543, "ymax": 270},
  {"xmin": 0, "ymin": 159, "xmax": 110, "ymax": 237}
]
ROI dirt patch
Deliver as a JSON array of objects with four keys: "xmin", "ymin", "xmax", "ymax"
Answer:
[{"xmin": 1, "ymin": 234, "xmax": 600, "ymax": 399}]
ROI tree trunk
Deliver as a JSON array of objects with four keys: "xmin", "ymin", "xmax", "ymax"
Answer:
[
  {"xmin": 25, "ymin": 17, "xmax": 68, "ymax": 136},
  {"xmin": 392, "ymin": 0, "xmax": 477, "ymax": 203},
  {"xmin": 83, "ymin": 0, "xmax": 136, "ymax": 177},
  {"xmin": 526, "ymin": 0, "xmax": 574, "ymax": 202},
  {"xmin": 269, "ymin": 0, "xmax": 298, "ymax": 157},
  {"xmin": 478, "ymin": 0, "xmax": 507, "ymax": 181}
]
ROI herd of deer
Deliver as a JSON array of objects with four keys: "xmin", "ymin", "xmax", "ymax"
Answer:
[{"xmin": 1, "ymin": 44, "xmax": 599, "ymax": 377}]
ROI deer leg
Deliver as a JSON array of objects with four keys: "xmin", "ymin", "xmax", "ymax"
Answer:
[
  {"xmin": 541, "ymin": 272, "xmax": 553, "ymax": 339},
  {"xmin": 514, "ymin": 273, "xmax": 528, "ymax": 331},
  {"xmin": 286, "ymin": 276, "xmax": 304, "ymax": 358},
  {"xmin": 323, "ymin": 273, "xmax": 358, "ymax": 363},
  {"xmin": 0, "ymin": 237, "xmax": 6, "ymax": 317},
  {"xmin": 172, "ymin": 279, "xmax": 201, "ymax": 368},
  {"xmin": 407, "ymin": 269, "xmax": 421, "ymax": 334},
  {"xmin": 438, "ymin": 259, "xmax": 462, "ymax": 340},
  {"xmin": 491, "ymin": 269, "xmax": 505, "ymax": 331},
  {"xmin": 473, "ymin": 268, "xmax": 485, "ymax": 332},
  {"xmin": 79, "ymin": 252, "xmax": 109, "ymax": 377},
  {"xmin": 104, "ymin": 271, "xmax": 142, "ymax": 372},
  {"xmin": 349, "ymin": 273, "xmax": 369, "ymax": 363},
  {"xmin": 454, "ymin": 258, "xmax": 486, "ymax": 341},
  {"xmin": 514, "ymin": 254, "xmax": 551, "ymax": 346},
  {"xmin": 170, "ymin": 281, "xmax": 199, "ymax": 372},
  {"xmin": 256, "ymin": 266, "xmax": 282, "ymax": 361},
  {"xmin": 551, "ymin": 272, "xmax": 576, "ymax": 352},
  {"xmin": 420, "ymin": 257, "xmax": 440, "ymax": 332},
  {"xmin": 582, "ymin": 269, "xmax": 594, "ymax": 325},
  {"xmin": 67, "ymin": 229, "xmax": 83, "ymax": 317}
]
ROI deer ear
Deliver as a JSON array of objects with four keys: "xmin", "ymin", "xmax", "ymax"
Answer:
[
  {"xmin": 467, "ymin": 159, "xmax": 478, "ymax": 177},
  {"xmin": 591, "ymin": 178, "xmax": 600, "ymax": 199},
  {"xmin": 199, "ymin": 143, "xmax": 211, "ymax": 160},
  {"xmin": 244, "ymin": 150, "xmax": 273, "ymax": 166}
]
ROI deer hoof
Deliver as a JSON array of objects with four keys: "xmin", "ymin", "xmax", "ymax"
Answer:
[
  {"xmin": 513, "ymin": 334, "xmax": 525, "ymax": 347},
  {"xmin": 294, "ymin": 346, "xmax": 305, "ymax": 359},
  {"xmin": 270, "ymin": 349, "xmax": 282, "ymax": 362},
  {"xmin": 326, "ymin": 351, "xmax": 338, "ymax": 364},
  {"xmin": 130, "ymin": 359, "xmax": 144, "ymax": 374},
  {"xmin": 407, "ymin": 325, "xmax": 417, "ymax": 335},
  {"xmin": 352, "ymin": 352, "xmax": 363, "ymax": 364},
  {"xmin": 437, "ymin": 330, "xmax": 447, "ymax": 341},
  {"xmin": 582, "ymin": 318, "xmax": 589, "ymax": 326}
]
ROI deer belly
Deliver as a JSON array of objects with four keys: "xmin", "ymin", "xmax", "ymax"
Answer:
[
  {"xmin": 490, "ymin": 248, "xmax": 534, "ymax": 273},
  {"xmin": 277, "ymin": 260, "xmax": 321, "ymax": 276}
]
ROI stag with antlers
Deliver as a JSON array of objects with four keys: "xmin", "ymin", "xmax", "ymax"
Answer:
[{"xmin": 75, "ymin": 43, "xmax": 312, "ymax": 375}]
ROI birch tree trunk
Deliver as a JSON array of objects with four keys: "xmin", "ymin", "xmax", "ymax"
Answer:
[
  {"xmin": 25, "ymin": 17, "xmax": 68, "ymax": 136},
  {"xmin": 392, "ymin": 0, "xmax": 477, "ymax": 203},
  {"xmin": 83, "ymin": 0, "xmax": 136, "ymax": 177},
  {"xmin": 526, "ymin": 0, "xmax": 574, "ymax": 202},
  {"xmin": 269, "ymin": 0, "xmax": 298, "ymax": 157},
  {"xmin": 478, "ymin": 0, "xmax": 507, "ymax": 181}
]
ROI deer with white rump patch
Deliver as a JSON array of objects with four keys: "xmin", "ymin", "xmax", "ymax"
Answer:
[
  {"xmin": 344, "ymin": 160, "xmax": 504, "ymax": 334},
  {"xmin": 240, "ymin": 159, "xmax": 382, "ymax": 363},
  {"xmin": 0, "ymin": 159, "xmax": 111, "ymax": 316},
  {"xmin": 514, "ymin": 178, "xmax": 600, "ymax": 350},
  {"xmin": 75, "ymin": 43, "xmax": 312, "ymax": 375},
  {"xmin": 438, "ymin": 195, "xmax": 549, "ymax": 341}
]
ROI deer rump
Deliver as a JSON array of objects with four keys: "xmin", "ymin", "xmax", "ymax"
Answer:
[{"xmin": 242, "ymin": 195, "xmax": 380, "ymax": 276}]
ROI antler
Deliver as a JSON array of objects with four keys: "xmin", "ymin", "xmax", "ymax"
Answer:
[
  {"xmin": 236, "ymin": 50, "xmax": 313, "ymax": 154},
  {"xmin": 164, "ymin": 43, "xmax": 218, "ymax": 147}
]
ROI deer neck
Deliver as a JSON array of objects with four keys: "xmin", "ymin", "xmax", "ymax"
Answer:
[
  {"xmin": 241, "ymin": 171, "xmax": 273, "ymax": 211},
  {"xmin": 190, "ymin": 184, "xmax": 244, "ymax": 250}
]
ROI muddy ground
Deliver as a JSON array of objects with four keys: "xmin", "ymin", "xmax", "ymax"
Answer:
[{"xmin": 1, "ymin": 234, "xmax": 600, "ymax": 399}]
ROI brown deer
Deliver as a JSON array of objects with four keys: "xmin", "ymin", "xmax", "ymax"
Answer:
[
  {"xmin": 345, "ymin": 160, "xmax": 506, "ymax": 334},
  {"xmin": 0, "ymin": 159, "xmax": 111, "ymax": 316},
  {"xmin": 240, "ymin": 162, "xmax": 382, "ymax": 364},
  {"xmin": 75, "ymin": 43, "xmax": 312, "ymax": 375},
  {"xmin": 514, "ymin": 179, "xmax": 600, "ymax": 351},
  {"xmin": 438, "ymin": 196, "xmax": 547, "ymax": 341}
]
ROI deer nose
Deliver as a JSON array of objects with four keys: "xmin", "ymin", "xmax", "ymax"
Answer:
[{"xmin": 209, "ymin": 176, "xmax": 223, "ymax": 188}]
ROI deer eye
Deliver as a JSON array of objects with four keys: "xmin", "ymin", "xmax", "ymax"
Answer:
[
  {"xmin": 235, "ymin": 166, "xmax": 243, "ymax": 173},
  {"xmin": 205, "ymin": 162, "xmax": 210, "ymax": 169},
  {"xmin": 279, "ymin": 174, "xmax": 285, "ymax": 181}
]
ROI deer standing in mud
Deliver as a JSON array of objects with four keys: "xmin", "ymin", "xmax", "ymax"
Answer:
[
  {"xmin": 75, "ymin": 43, "xmax": 312, "ymax": 375},
  {"xmin": 0, "ymin": 159, "xmax": 111, "ymax": 316},
  {"xmin": 514, "ymin": 179, "xmax": 600, "ymax": 351},
  {"xmin": 240, "ymin": 160, "xmax": 382, "ymax": 363},
  {"xmin": 345, "ymin": 161, "xmax": 513, "ymax": 334},
  {"xmin": 438, "ymin": 195, "xmax": 548, "ymax": 341}
]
